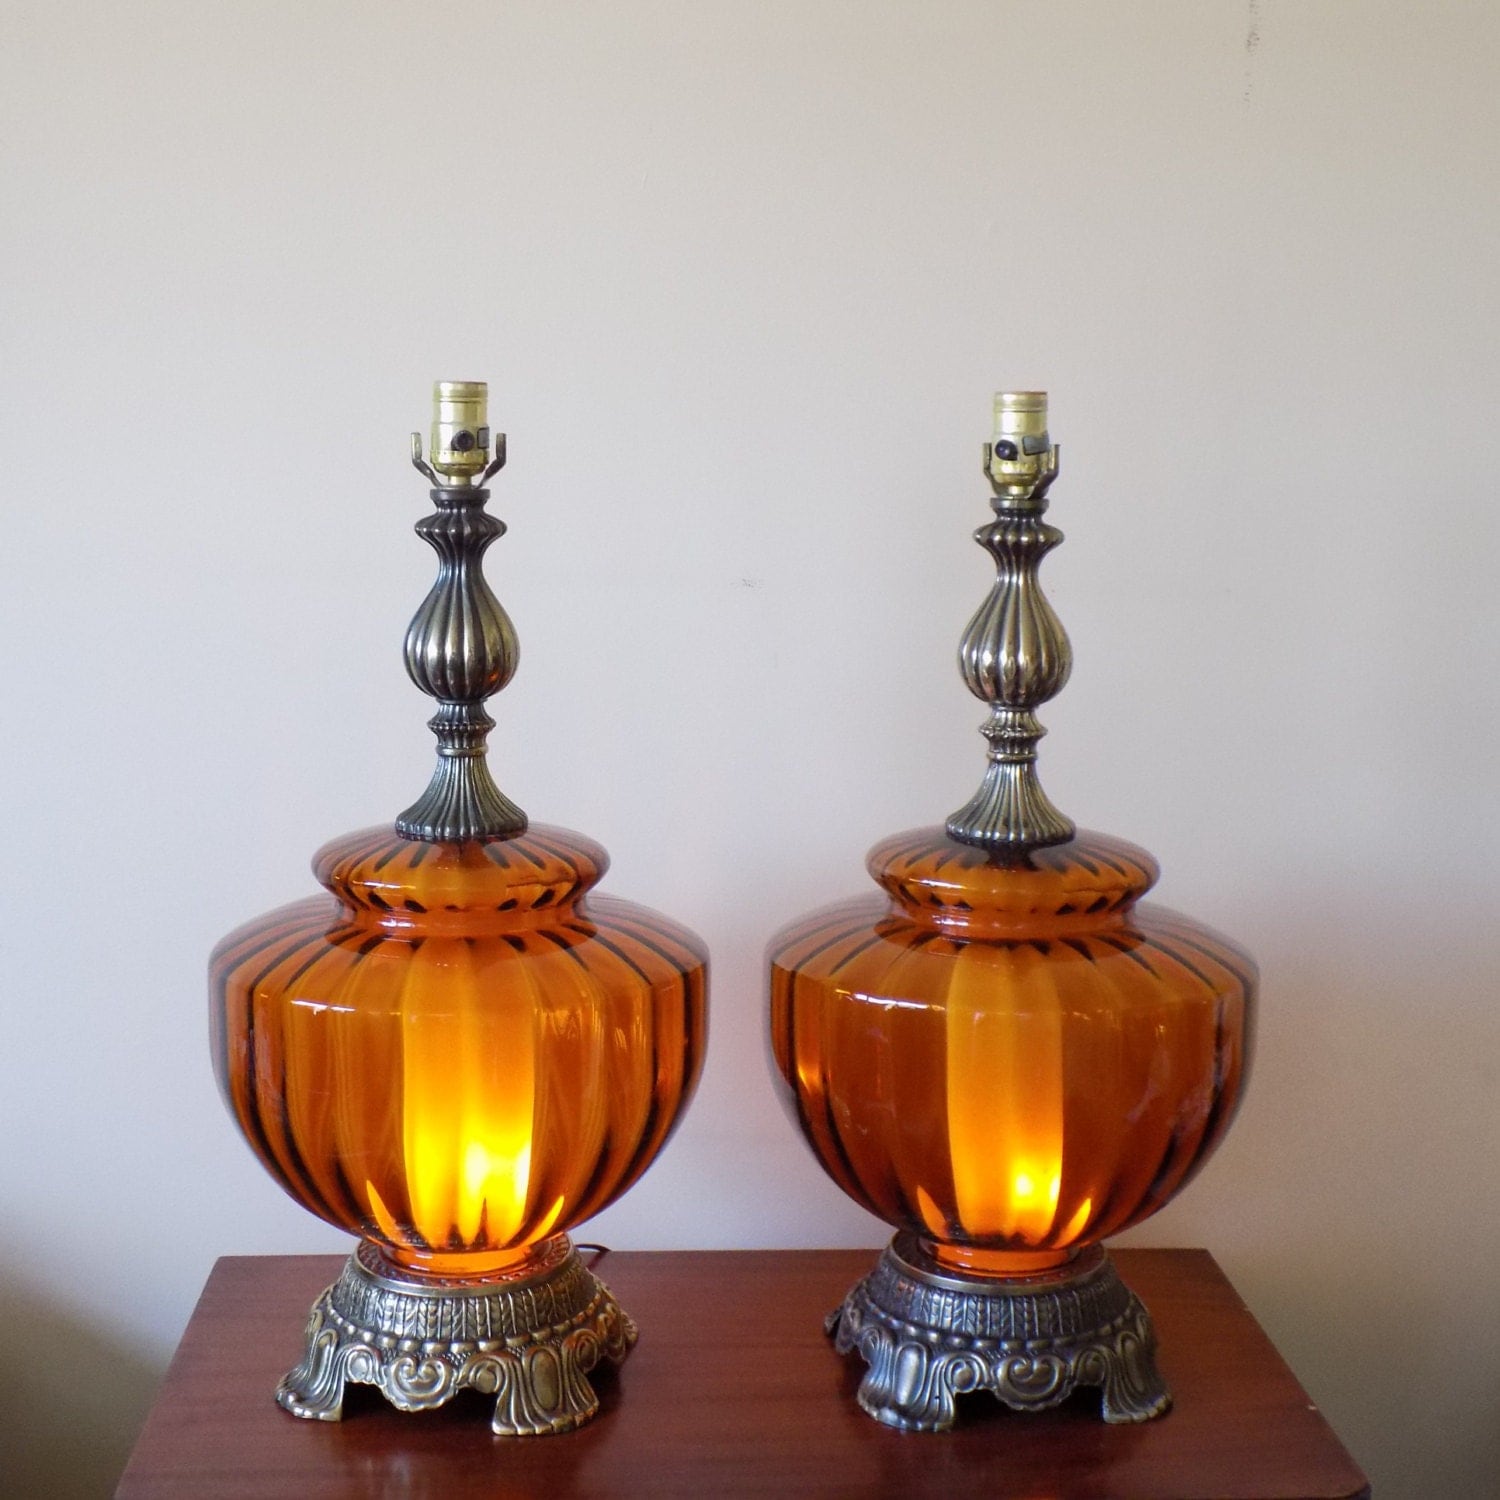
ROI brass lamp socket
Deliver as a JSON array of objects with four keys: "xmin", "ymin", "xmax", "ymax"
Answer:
[
  {"xmin": 429, "ymin": 379, "xmax": 492, "ymax": 482},
  {"xmin": 986, "ymin": 389, "xmax": 1058, "ymax": 500}
]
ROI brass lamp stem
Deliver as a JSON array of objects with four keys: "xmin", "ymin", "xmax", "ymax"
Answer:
[
  {"xmin": 946, "ymin": 391, "xmax": 1074, "ymax": 851},
  {"xmin": 397, "ymin": 380, "xmax": 527, "ymax": 841}
]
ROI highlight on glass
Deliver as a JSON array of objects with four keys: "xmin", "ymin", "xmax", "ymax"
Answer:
[
  {"xmin": 212, "ymin": 382, "xmax": 708, "ymax": 1435},
  {"xmin": 768, "ymin": 392, "xmax": 1256, "ymax": 1432}
]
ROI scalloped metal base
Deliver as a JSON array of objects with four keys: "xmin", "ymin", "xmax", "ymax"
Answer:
[
  {"xmin": 828, "ymin": 1235, "xmax": 1170, "ymax": 1432},
  {"xmin": 276, "ymin": 1236, "xmax": 636, "ymax": 1435}
]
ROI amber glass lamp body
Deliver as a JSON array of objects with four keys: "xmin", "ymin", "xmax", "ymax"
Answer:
[
  {"xmin": 214, "ymin": 826, "xmax": 705, "ymax": 1278},
  {"xmin": 771, "ymin": 828, "xmax": 1253, "ymax": 1274},
  {"xmin": 768, "ymin": 392, "xmax": 1257, "ymax": 1432}
]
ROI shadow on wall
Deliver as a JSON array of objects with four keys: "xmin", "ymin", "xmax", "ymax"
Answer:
[
  {"xmin": 0, "ymin": 1265, "xmax": 162, "ymax": 1500},
  {"xmin": 1245, "ymin": 1252, "xmax": 1500, "ymax": 1500},
  {"xmin": 1203, "ymin": 894, "xmax": 1500, "ymax": 1500}
]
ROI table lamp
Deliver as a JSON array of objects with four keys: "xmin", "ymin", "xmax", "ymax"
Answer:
[
  {"xmin": 211, "ymin": 382, "xmax": 708, "ymax": 1434},
  {"xmin": 768, "ymin": 391, "xmax": 1256, "ymax": 1431}
]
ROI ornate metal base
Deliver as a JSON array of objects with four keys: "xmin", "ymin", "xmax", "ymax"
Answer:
[
  {"xmin": 828, "ymin": 1235, "xmax": 1170, "ymax": 1432},
  {"xmin": 277, "ymin": 1236, "xmax": 636, "ymax": 1435}
]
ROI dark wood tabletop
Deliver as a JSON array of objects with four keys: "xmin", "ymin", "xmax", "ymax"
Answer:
[{"xmin": 115, "ymin": 1247, "xmax": 1368, "ymax": 1499}]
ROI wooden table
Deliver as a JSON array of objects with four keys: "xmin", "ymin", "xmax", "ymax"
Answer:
[{"xmin": 116, "ymin": 1248, "xmax": 1367, "ymax": 1499}]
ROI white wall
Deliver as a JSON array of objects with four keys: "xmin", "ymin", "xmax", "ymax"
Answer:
[{"xmin": 2, "ymin": 3, "xmax": 1496, "ymax": 1495}]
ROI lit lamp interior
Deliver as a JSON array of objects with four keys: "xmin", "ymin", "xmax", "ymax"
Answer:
[
  {"xmin": 769, "ymin": 392, "xmax": 1256, "ymax": 1432},
  {"xmin": 947, "ymin": 947, "xmax": 1067, "ymax": 1253},
  {"xmin": 212, "ymin": 383, "xmax": 707, "ymax": 1435}
]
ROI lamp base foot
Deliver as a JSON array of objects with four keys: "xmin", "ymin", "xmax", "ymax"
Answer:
[
  {"xmin": 828, "ymin": 1235, "xmax": 1169, "ymax": 1432},
  {"xmin": 276, "ymin": 1236, "xmax": 636, "ymax": 1435}
]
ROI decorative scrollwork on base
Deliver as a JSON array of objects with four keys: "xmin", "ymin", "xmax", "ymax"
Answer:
[
  {"xmin": 828, "ymin": 1236, "xmax": 1170, "ymax": 1432},
  {"xmin": 276, "ymin": 1238, "xmax": 636, "ymax": 1435}
]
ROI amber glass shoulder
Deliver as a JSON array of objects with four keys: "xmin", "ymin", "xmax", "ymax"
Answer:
[
  {"xmin": 212, "ymin": 825, "xmax": 707, "ymax": 1276},
  {"xmin": 769, "ymin": 826, "xmax": 1255, "ymax": 1270}
]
